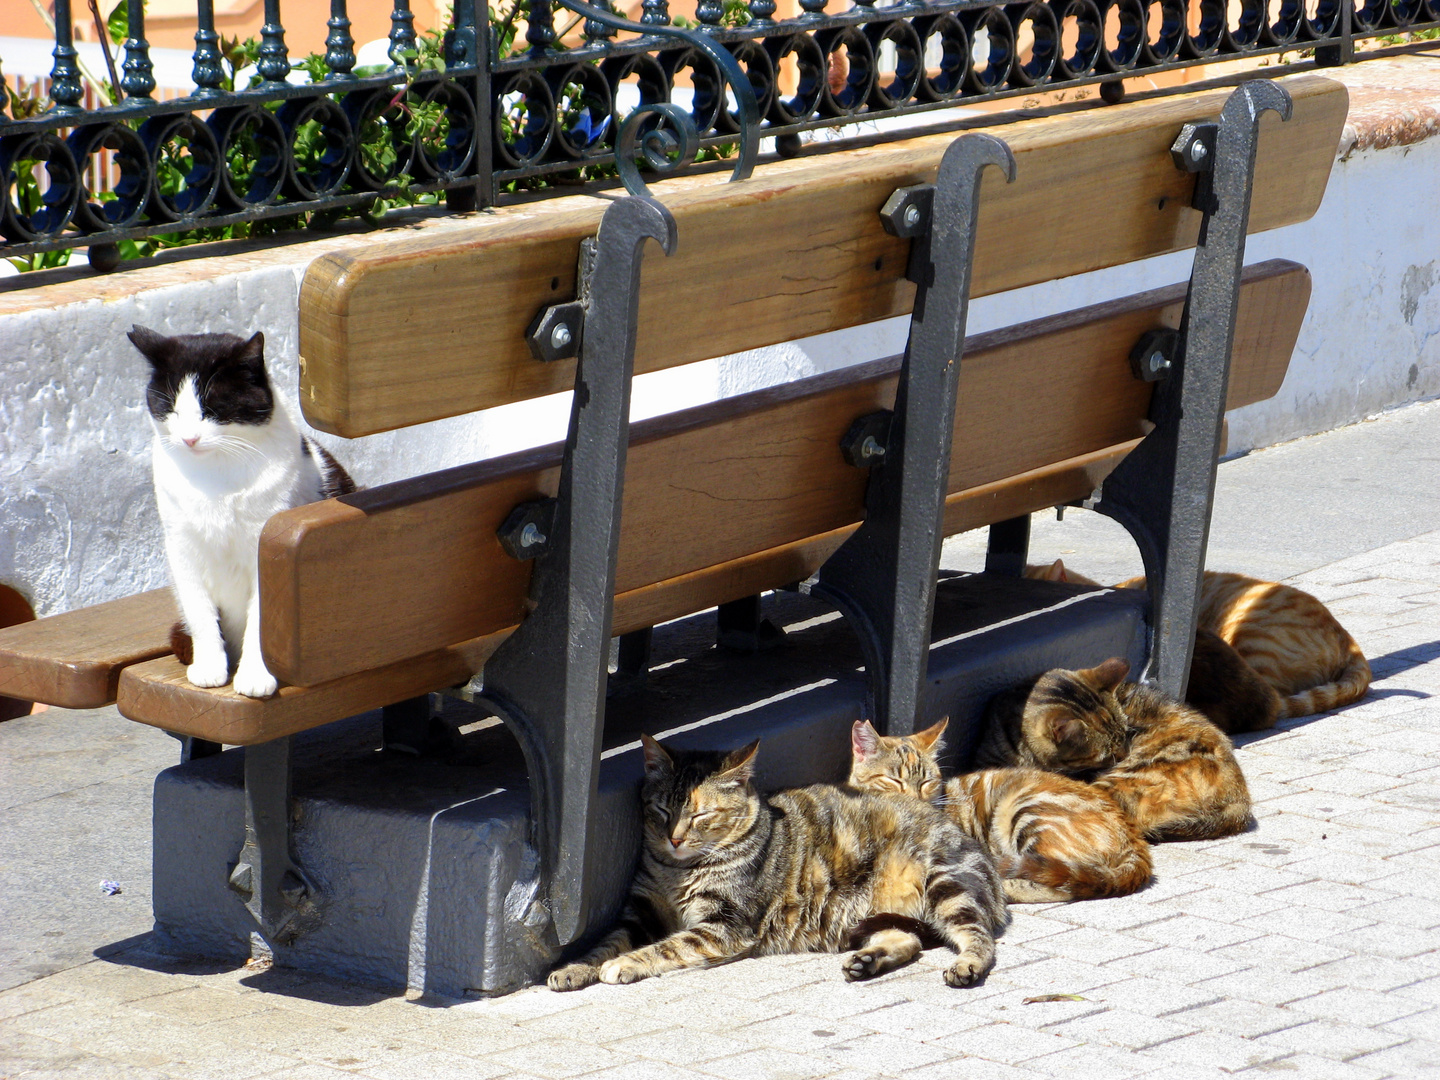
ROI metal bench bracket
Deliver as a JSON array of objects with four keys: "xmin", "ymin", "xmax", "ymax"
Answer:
[
  {"xmin": 1090, "ymin": 80, "xmax": 1294, "ymax": 698},
  {"xmin": 227, "ymin": 736, "xmax": 317, "ymax": 944},
  {"xmin": 453, "ymin": 195, "xmax": 677, "ymax": 947},
  {"xmin": 809, "ymin": 132, "xmax": 1015, "ymax": 736}
]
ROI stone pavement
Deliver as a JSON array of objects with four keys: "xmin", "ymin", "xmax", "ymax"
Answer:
[{"xmin": 3, "ymin": 402, "xmax": 1440, "ymax": 1079}]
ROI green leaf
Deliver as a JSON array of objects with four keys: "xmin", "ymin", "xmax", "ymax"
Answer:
[{"xmin": 107, "ymin": 0, "xmax": 131, "ymax": 47}]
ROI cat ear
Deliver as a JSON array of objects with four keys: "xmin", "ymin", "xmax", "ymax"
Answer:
[
  {"xmin": 639, "ymin": 733, "xmax": 673, "ymax": 779},
  {"xmin": 1050, "ymin": 716, "xmax": 1085, "ymax": 748},
  {"xmin": 718, "ymin": 739, "xmax": 760, "ymax": 785},
  {"xmin": 1052, "ymin": 560, "xmax": 1070, "ymax": 583},
  {"xmin": 233, "ymin": 331, "xmax": 265, "ymax": 367},
  {"xmin": 127, "ymin": 325, "xmax": 173, "ymax": 369},
  {"xmin": 912, "ymin": 717, "xmax": 949, "ymax": 754},
  {"xmin": 851, "ymin": 720, "xmax": 881, "ymax": 761},
  {"xmin": 1085, "ymin": 657, "xmax": 1131, "ymax": 692}
]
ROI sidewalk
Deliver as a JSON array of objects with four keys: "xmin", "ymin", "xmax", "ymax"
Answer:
[{"xmin": 3, "ymin": 400, "xmax": 1439, "ymax": 1080}]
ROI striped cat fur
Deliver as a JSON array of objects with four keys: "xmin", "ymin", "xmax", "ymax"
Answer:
[
  {"xmin": 849, "ymin": 719, "xmax": 1151, "ymax": 903},
  {"xmin": 1029, "ymin": 562, "xmax": 1371, "ymax": 724},
  {"xmin": 549, "ymin": 735, "xmax": 1008, "ymax": 991},
  {"xmin": 975, "ymin": 659, "xmax": 1253, "ymax": 843}
]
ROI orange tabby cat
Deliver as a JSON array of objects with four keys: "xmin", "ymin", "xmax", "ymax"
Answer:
[
  {"xmin": 850, "ymin": 719, "xmax": 1152, "ymax": 903},
  {"xmin": 976, "ymin": 658, "xmax": 1253, "ymax": 842},
  {"xmin": 1029, "ymin": 561, "xmax": 1370, "ymax": 721}
]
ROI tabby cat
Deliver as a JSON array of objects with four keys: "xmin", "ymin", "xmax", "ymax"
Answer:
[
  {"xmin": 1029, "ymin": 561, "xmax": 1370, "ymax": 723},
  {"xmin": 849, "ymin": 719, "xmax": 1151, "ymax": 903},
  {"xmin": 548, "ymin": 735, "xmax": 1008, "ymax": 991},
  {"xmin": 976, "ymin": 658, "xmax": 1253, "ymax": 842}
]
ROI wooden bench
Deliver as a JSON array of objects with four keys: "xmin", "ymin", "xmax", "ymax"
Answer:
[{"xmin": 0, "ymin": 74, "xmax": 1346, "ymax": 956}]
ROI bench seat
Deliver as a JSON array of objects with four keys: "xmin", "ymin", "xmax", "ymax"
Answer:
[{"xmin": 0, "ymin": 589, "xmax": 176, "ymax": 710}]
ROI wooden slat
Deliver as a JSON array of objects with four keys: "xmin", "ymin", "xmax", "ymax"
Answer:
[
  {"xmin": 117, "ymin": 632, "xmax": 506, "ymax": 745},
  {"xmin": 0, "ymin": 589, "xmax": 177, "ymax": 710},
  {"xmin": 298, "ymin": 75, "xmax": 1344, "ymax": 438},
  {"xmin": 265, "ymin": 260, "xmax": 1308, "ymax": 688}
]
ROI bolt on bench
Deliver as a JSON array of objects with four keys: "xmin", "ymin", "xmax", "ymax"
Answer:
[{"xmin": 0, "ymin": 74, "xmax": 1345, "ymax": 994}]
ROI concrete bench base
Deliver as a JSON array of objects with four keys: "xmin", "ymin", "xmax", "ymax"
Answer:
[{"xmin": 152, "ymin": 574, "xmax": 1146, "ymax": 997}]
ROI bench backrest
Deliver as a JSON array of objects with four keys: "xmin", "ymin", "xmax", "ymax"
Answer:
[
  {"xmin": 297, "ymin": 75, "xmax": 1344, "ymax": 438},
  {"xmin": 265, "ymin": 260, "xmax": 1309, "ymax": 687}
]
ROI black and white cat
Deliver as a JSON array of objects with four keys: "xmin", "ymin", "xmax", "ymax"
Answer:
[{"xmin": 129, "ymin": 326, "xmax": 355, "ymax": 698}]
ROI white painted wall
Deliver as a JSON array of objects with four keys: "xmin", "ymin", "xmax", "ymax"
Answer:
[{"xmin": 2, "ymin": 133, "xmax": 1437, "ymax": 618}]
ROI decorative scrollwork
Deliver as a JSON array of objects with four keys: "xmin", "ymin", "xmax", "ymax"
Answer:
[
  {"xmin": 549, "ymin": 0, "xmax": 759, "ymax": 192},
  {"xmin": 615, "ymin": 102, "xmax": 700, "ymax": 195}
]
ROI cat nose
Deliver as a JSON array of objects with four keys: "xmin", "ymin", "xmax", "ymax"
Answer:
[{"xmin": 183, "ymin": 436, "xmax": 199, "ymax": 447}]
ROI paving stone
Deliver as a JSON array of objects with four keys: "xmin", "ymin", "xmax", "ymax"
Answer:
[
  {"xmin": 698, "ymin": 1047, "xmax": 842, "ymax": 1080},
  {"xmin": 1319, "ymin": 921, "xmax": 1440, "ymax": 960},
  {"xmin": 1258, "ymin": 879, "xmax": 1401, "ymax": 914},
  {"xmin": 1253, "ymin": 1018, "xmax": 1411, "ymax": 1062},
  {"xmin": 1345, "ymin": 895, "xmax": 1440, "ymax": 931},
  {"xmin": 1391, "ymin": 975, "xmax": 1440, "ymax": 1007},
  {"xmin": 733, "ymin": 1014, "xmax": 875, "ymax": 1055},
  {"xmin": 1023, "ymin": 1042, "xmax": 1156, "ymax": 1079},
  {"xmin": 753, "ymin": 979, "xmax": 910, "ymax": 1020},
  {"xmin": 1040, "ymin": 1006, "xmax": 1202, "ymax": 1050},
  {"xmin": 1124, "ymin": 914, "xmax": 1265, "ymax": 952},
  {"xmin": 1279, "ymin": 849, "xmax": 1416, "ymax": 888},
  {"xmin": 1187, "ymin": 966, "xmax": 1345, "ymax": 1010},
  {"xmin": 1348, "ymin": 1038, "xmax": 1440, "ymax": 1076},
  {"xmin": 1304, "ymin": 953, "xmax": 1440, "ymax": 993},
  {"xmin": 1075, "ymin": 976, "xmax": 1224, "ymax": 1017},
  {"xmin": 1136, "ymin": 1031, "xmax": 1289, "ymax": 1072},
  {"xmin": 846, "ymin": 1000, "xmax": 992, "ymax": 1041},
  {"xmin": 607, "ymin": 1027, "xmax": 757, "ymax": 1065},
  {"xmin": 814, "ymin": 1032, "xmax": 956, "ymax": 1075},
  {"xmin": 896, "ymin": 1057, "xmax": 1047, "ymax": 1080},
  {"xmin": 1160, "ymin": 998, "xmax": 1309, "ymax": 1039},
  {"xmin": 1191, "ymin": 862, "xmax": 1316, "ymax": 895},
  {"xmin": 581, "ymin": 1062, "xmax": 720, "ymax": 1080},
  {"xmin": 1283, "ymin": 987, "xmax": 1433, "ymax": 1028},
  {"xmin": 520, "ymin": 1000, "xmax": 671, "ymax": 1043},
  {"xmin": 1233, "ymin": 1051, "xmax": 1390, "ymax": 1079},
  {"xmin": 1234, "ymin": 905, "xmax": 1378, "ymax": 943},
  {"xmin": 1376, "ymin": 1005, "xmax": 1440, "ymax": 1043},
  {"xmin": 931, "ymin": 1022, "xmax": 1082, "ymax": 1065},
  {"xmin": 482, "ymin": 1036, "xmax": 637, "ymax": 1079},
  {"xmin": 1208, "ymin": 934, "xmax": 1356, "ymax": 976},
  {"xmin": 1023, "ymin": 927, "xmax": 1162, "ymax": 966},
  {"xmin": 1107, "ymin": 946, "xmax": 1248, "ymax": 984},
  {"xmin": 655, "ymin": 992, "xmax": 793, "ymax": 1034},
  {"xmin": 1040, "ymin": 898, "xmax": 1174, "ymax": 934},
  {"xmin": 350, "ymin": 1048, "xmax": 515, "ymax": 1080}
]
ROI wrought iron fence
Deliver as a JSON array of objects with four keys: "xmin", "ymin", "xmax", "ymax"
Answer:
[{"xmin": 1, "ymin": 0, "xmax": 1436, "ymax": 268}]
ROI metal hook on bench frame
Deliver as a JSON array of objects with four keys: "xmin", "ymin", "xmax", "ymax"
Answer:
[
  {"xmin": 1088, "ymin": 79, "xmax": 1293, "ymax": 698},
  {"xmin": 809, "ymin": 132, "xmax": 1016, "ymax": 736},
  {"xmin": 453, "ymin": 195, "xmax": 677, "ymax": 947}
]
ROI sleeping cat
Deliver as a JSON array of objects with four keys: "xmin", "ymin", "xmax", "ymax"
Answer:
[
  {"xmin": 1028, "ymin": 561, "xmax": 1370, "ymax": 722},
  {"xmin": 548, "ymin": 734, "xmax": 1008, "ymax": 990},
  {"xmin": 130, "ymin": 326, "xmax": 355, "ymax": 698},
  {"xmin": 850, "ymin": 718, "xmax": 1151, "ymax": 903},
  {"xmin": 976, "ymin": 658, "xmax": 1252, "ymax": 842}
]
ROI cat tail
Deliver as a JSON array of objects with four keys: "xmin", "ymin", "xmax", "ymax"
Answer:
[{"xmin": 1280, "ymin": 640, "xmax": 1372, "ymax": 718}]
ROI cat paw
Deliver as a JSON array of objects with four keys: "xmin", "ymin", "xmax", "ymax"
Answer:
[
  {"xmin": 547, "ymin": 963, "xmax": 599, "ymax": 992},
  {"xmin": 943, "ymin": 955, "xmax": 986, "ymax": 988},
  {"xmin": 186, "ymin": 655, "xmax": 230, "ymax": 689},
  {"xmin": 232, "ymin": 663, "xmax": 278, "ymax": 698},
  {"xmin": 842, "ymin": 949, "xmax": 884, "ymax": 982},
  {"xmin": 598, "ymin": 957, "xmax": 649, "ymax": 985}
]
